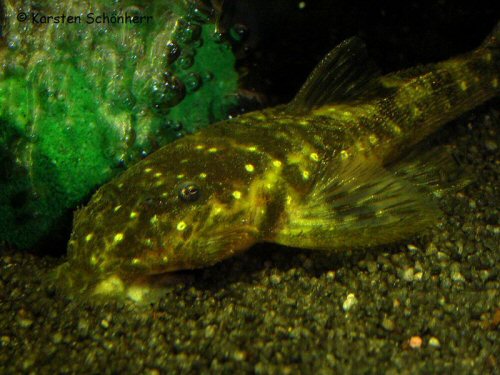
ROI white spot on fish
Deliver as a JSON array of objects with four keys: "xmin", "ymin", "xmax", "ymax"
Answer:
[
  {"xmin": 245, "ymin": 164, "xmax": 255, "ymax": 172},
  {"xmin": 232, "ymin": 191, "xmax": 242, "ymax": 199},
  {"xmin": 302, "ymin": 170, "xmax": 310, "ymax": 180},
  {"xmin": 340, "ymin": 150, "xmax": 349, "ymax": 160},
  {"xmin": 195, "ymin": 145, "xmax": 205, "ymax": 150},
  {"xmin": 208, "ymin": 147, "xmax": 218, "ymax": 153},
  {"xmin": 273, "ymin": 160, "xmax": 282, "ymax": 167},
  {"xmin": 154, "ymin": 172, "xmax": 162, "ymax": 178},
  {"xmin": 144, "ymin": 168, "xmax": 152, "ymax": 173},
  {"xmin": 199, "ymin": 173, "xmax": 207, "ymax": 179},
  {"xmin": 85, "ymin": 233, "xmax": 94, "ymax": 242},
  {"xmin": 114, "ymin": 233, "xmax": 124, "ymax": 243},
  {"xmin": 130, "ymin": 211, "xmax": 138, "ymax": 219},
  {"xmin": 114, "ymin": 205, "xmax": 122, "ymax": 212},
  {"xmin": 247, "ymin": 146, "xmax": 257, "ymax": 152},
  {"xmin": 309, "ymin": 153, "xmax": 319, "ymax": 161},
  {"xmin": 177, "ymin": 221, "xmax": 187, "ymax": 231},
  {"xmin": 177, "ymin": 174, "xmax": 184, "ymax": 179}
]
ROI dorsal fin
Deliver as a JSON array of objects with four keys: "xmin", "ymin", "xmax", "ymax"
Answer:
[{"xmin": 287, "ymin": 37, "xmax": 381, "ymax": 112}]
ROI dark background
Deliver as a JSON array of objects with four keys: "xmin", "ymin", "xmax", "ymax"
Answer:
[{"xmin": 221, "ymin": 0, "xmax": 499, "ymax": 106}]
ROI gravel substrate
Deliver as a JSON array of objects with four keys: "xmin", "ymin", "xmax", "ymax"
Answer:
[{"xmin": 0, "ymin": 108, "xmax": 498, "ymax": 373}]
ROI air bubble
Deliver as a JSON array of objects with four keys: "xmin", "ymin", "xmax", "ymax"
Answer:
[
  {"xmin": 187, "ymin": 1, "xmax": 214, "ymax": 23},
  {"xmin": 229, "ymin": 24, "xmax": 248, "ymax": 42},
  {"xmin": 212, "ymin": 31, "xmax": 225, "ymax": 43},
  {"xmin": 185, "ymin": 73, "xmax": 202, "ymax": 92},
  {"xmin": 151, "ymin": 73, "xmax": 186, "ymax": 110},
  {"xmin": 178, "ymin": 55, "xmax": 194, "ymax": 69},
  {"xmin": 174, "ymin": 19, "xmax": 202, "ymax": 44},
  {"xmin": 165, "ymin": 41, "xmax": 180, "ymax": 64}
]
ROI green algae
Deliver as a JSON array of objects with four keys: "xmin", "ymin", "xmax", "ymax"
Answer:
[{"xmin": 0, "ymin": 0, "xmax": 239, "ymax": 249}]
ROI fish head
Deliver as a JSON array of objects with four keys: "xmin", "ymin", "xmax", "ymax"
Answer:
[{"xmin": 62, "ymin": 135, "xmax": 279, "ymax": 296}]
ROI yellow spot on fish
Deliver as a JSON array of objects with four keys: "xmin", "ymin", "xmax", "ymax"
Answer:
[
  {"xmin": 130, "ymin": 211, "xmax": 138, "ymax": 219},
  {"xmin": 117, "ymin": 183, "xmax": 123, "ymax": 188},
  {"xmin": 90, "ymin": 255, "xmax": 98, "ymax": 265},
  {"xmin": 162, "ymin": 256, "xmax": 169, "ymax": 263},
  {"xmin": 208, "ymin": 147, "xmax": 218, "ymax": 153},
  {"xmin": 114, "ymin": 205, "xmax": 122, "ymax": 212},
  {"xmin": 132, "ymin": 258, "xmax": 141, "ymax": 265},
  {"xmin": 247, "ymin": 146, "xmax": 257, "ymax": 152},
  {"xmin": 273, "ymin": 160, "xmax": 282, "ymax": 167},
  {"xmin": 492, "ymin": 78, "xmax": 498, "ymax": 88},
  {"xmin": 484, "ymin": 52, "xmax": 492, "ymax": 62},
  {"xmin": 114, "ymin": 233, "xmax": 124, "ymax": 243},
  {"xmin": 144, "ymin": 168, "xmax": 152, "ymax": 173},
  {"xmin": 286, "ymin": 195, "xmax": 292, "ymax": 205},
  {"xmin": 150, "ymin": 215, "xmax": 159, "ymax": 225},
  {"xmin": 393, "ymin": 125, "xmax": 402, "ymax": 134},
  {"xmin": 177, "ymin": 221, "xmax": 187, "ymax": 231},
  {"xmin": 161, "ymin": 192, "xmax": 168, "ymax": 198},
  {"xmin": 340, "ymin": 150, "xmax": 349, "ymax": 160},
  {"xmin": 195, "ymin": 145, "xmax": 204, "ymax": 150},
  {"xmin": 459, "ymin": 81, "xmax": 468, "ymax": 91},
  {"xmin": 302, "ymin": 170, "xmax": 310, "ymax": 180},
  {"xmin": 181, "ymin": 159, "xmax": 188, "ymax": 164},
  {"xmin": 245, "ymin": 164, "xmax": 255, "ymax": 172},
  {"xmin": 299, "ymin": 119, "xmax": 308, "ymax": 125},
  {"xmin": 199, "ymin": 173, "xmax": 207, "ymax": 179},
  {"xmin": 154, "ymin": 172, "xmax": 162, "ymax": 178},
  {"xmin": 85, "ymin": 233, "xmax": 94, "ymax": 242},
  {"xmin": 232, "ymin": 191, "xmax": 242, "ymax": 199},
  {"xmin": 177, "ymin": 174, "xmax": 184, "ymax": 179},
  {"xmin": 369, "ymin": 134, "xmax": 378, "ymax": 145},
  {"xmin": 310, "ymin": 153, "xmax": 319, "ymax": 161}
]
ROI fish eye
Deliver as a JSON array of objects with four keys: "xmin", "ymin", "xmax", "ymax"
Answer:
[{"xmin": 178, "ymin": 182, "xmax": 200, "ymax": 202}]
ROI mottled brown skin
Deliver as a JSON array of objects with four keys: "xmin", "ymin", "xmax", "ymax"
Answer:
[{"xmin": 53, "ymin": 25, "xmax": 499, "ymax": 301}]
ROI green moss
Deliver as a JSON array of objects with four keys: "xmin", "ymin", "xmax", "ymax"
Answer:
[{"xmin": 0, "ymin": 0, "xmax": 239, "ymax": 249}]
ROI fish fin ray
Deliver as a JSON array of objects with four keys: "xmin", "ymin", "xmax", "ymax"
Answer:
[
  {"xmin": 273, "ymin": 156, "xmax": 440, "ymax": 250},
  {"xmin": 287, "ymin": 37, "xmax": 381, "ymax": 112},
  {"xmin": 388, "ymin": 143, "xmax": 471, "ymax": 197}
]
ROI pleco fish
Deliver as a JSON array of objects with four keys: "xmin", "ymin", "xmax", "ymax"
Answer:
[{"xmin": 49, "ymin": 24, "xmax": 500, "ymax": 302}]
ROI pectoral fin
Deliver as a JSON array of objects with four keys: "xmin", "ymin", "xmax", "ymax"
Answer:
[{"xmin": 273, "ymin": 156, "xmax": 441, "ymax": 250}]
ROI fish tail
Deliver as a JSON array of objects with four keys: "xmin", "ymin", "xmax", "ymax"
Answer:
[{"xmin": 374, "ymin": 22, "xmax": 500, "ymax": 158}]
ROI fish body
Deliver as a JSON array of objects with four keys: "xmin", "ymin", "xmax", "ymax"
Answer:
[{"xmin": 52, "ymin": 25, "xmax": 500, "ymax": 301}]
